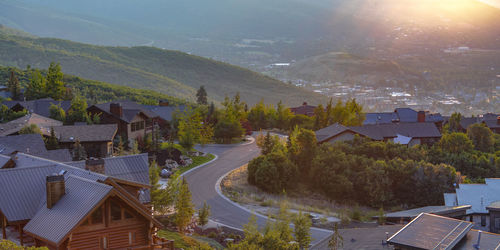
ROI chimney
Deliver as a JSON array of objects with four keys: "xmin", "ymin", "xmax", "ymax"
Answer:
[
  {"xmin": 85, "ymin": 158, "xmax": 105, "ymax": 174},
  {"xmin": 303, "ymin": 102, "xmax": 308, "ymax": 106},
  {"xmin": 110, "ymin": 103, "xmax": 123, "ymax": 117},
  {"xmin": 417, "ymin": 111, "xmax": 426, "ymax": 123},
  {"xmin": 46, "ymin": 170, "xmax": 67, "ymax": 209},
  {"xmin": 159, "ymin": 100, "xmax": 169, "ymax": 107}
]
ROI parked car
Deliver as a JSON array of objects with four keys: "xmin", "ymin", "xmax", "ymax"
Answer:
[{"xmin": 160, "ymin": 168, "xmax": 172, "ymax": 178}]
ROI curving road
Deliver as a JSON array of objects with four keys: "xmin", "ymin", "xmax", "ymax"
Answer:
[{"xmin": 185, "ymin": 138, "xmax": 332, "ymax": 247}]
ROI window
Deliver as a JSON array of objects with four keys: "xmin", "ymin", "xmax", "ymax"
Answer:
[
  {"xmin": 91, "ymin": 206, "xmax": 103, "ymax": 224},
  {"xmin": 131, "ymin": 121, "xmax": 145, "ymax": 132},
  {"xmin": 111, "ymin": 201, "xmax": 122, "ymax": 221},
  {"xmin": 470, "ymin": 216, "xmax": 474, "ymax": 222},
  {"xmin": 124, "ymin": 209, "xmax": 134, "ymax": 219},
  {"xmin": 101, "ymin": 235, "xmax": 108, "ymax": 249},
  {"xmin": 129, "ymin": 232, "xmax": 137, "ymax": 245},
  {"xmin": 481, "ymin": 215, "xmax": 487, "ymax": 227}
]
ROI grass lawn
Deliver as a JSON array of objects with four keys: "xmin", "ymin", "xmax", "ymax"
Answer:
[
  {"xmin": 178, "ymin": 153, "xmax": 215, "ymax": 175},
  {"xmin": 158, "ymin": 230, "xmax": 223, "ymax": 249}
]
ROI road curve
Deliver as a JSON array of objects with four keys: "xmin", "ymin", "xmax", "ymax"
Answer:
[{"xmin": 185, "ymin": 139, "xmax": 332, "ymax": 247}]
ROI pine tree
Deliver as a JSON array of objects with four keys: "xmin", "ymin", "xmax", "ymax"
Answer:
[
  {"xmin": 45, "ymin": 62, "xmax": 65, "ymax": 100},
  {"xmin": 293, "ymin": 211, "xmax": 312, "ymax": 249},
  {"xmin": 196, "ymin": 85, "xmax": 208, "ymax": 105},
  {"xmin": 66, "ymin": 95, "xmax": 89, "ymax": 124},
  {"xmin": 198, "ymin": 201, "xmax": 211, "ymax": 228},
  {"xmin": 25, "ymin": 69, "xmax": 47, "ymax": 100},
  {"xmin": 175, "ymin": 178, "xmax": 195, "ymax": 232},
  {"xmin": 328, "ymin": 223, "xmax": 343, "ymax": 250},
  {"xmin": 72, "ymin": 140, "xmax": 87, "ymax": 161},
  {"xmin": 8, "ymin": 70, "xmax": 21, "ymax": 100},
  {"xmin": 46, "ymin": 127, "xmax": 59, "ymax": 150},
  {"xmin": 49, "ymin": 104, "xmax": 66, "ymax": 122}
]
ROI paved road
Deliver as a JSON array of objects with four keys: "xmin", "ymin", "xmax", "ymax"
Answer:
[{"xmin": 185, "ymin": 139, "xmax": 332, "ymax": 247}]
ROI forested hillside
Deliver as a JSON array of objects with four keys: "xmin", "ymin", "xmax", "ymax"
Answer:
[{"xmin": 0, "ymin": 27, "xmax": 326, "ymax": 105}]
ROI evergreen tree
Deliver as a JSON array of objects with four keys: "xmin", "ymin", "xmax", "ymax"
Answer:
[
  {"xmin": 196, "ymin": 85, "xmax": 208, "ymax": 105},
  {"xmin": 46, "ymin": 127, "xmax": 59, "ymax": 150},
  {"xmin": 19, "ymin": 124, "xmax": 42, "ymax": 135},
  {"xmin": 8, "ymin": 70, "xmax": 21, "ymax": 100},
  {"xmin": 66, "ymin": 95, "xmax": 89, "ymax": 124},
  {"xmin": 328, "ymin": 224, "xmax": 343, "ymax": 250},
  {"xmin": 115, "ymin": 136, "xmax": 125, "ymax": 156},
  {"xmin": 25, "ymin": 69, "xmax": 47, "ymax": 100},
  {"xmin": 45, "ymin": 62, "xmax": 65, "ymax": 100},
  {"xmin": 49, "ymin": 104, "xmax": 66, "ymax": 122},
  {"xmin": 175, "ymin": 178, "xmax": 195, "ymax": 232},
  {"xmin": 467, "ymin": 123, "xmax": 494, "ymax": 153},
  {"xmin": 293, "ymin": 211, "xmax": 312, "ymax": 249},
  {"xmin": 72, "ymin": 139, "xmax": 87, "ymax": 161},
  {"xmin": 448, "ymin": 112, "xmax": 462, "ymax": 133},
  {"xmin": 198, "ymin": 201, "xmax": 211, "ymax": 228}
]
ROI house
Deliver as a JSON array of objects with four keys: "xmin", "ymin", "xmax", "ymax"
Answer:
[
  {"xmin": 387, "ymin": 213, "xmax": 500, "ymax": 250},
  {"xmin": 444, "ymin": 178, "xmax": 500, "ymax": 232},
  {"xmin": 2, "ymin": 98, "xmax": 72, "ymax": 118},
  {"xmin": 0, "ymin": 113, "xmax": 62, "ymax": 136},
  {"xmin": 289, "ymin": 102, "xmax": 317, "ymax": 117},
  {"xmin": 364, "ymin": 108, "xmax": 444, "ymax": 129},
  {"xmin": 53, "ymin": 124, "xmax": 117, "ymax": 158},
  {"xmin": 88, "ymin": 101, "xmax": 160, "ymax": 143},
  {"xmin": 454, "ymin": 113, "xmax": 499, "ymax": 133},
  {"xmin": 0, "ymin": 153, "xmax": 169, "ymax": 249},
  {"xmin": 381, "ymin": 205, "xmax": 471, "ymax": 223},
  {"xmin": 315, "ymin": 122, "xmax": 442, "ymax": 146},
  {"xmin": 0, "ymin": 134, "xmax": 72, "ymax": 162}
]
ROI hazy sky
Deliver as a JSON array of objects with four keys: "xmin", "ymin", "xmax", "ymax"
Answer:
[{"xmin": 480, "ymin": 0, "xmax": 500, "ymax": 8}]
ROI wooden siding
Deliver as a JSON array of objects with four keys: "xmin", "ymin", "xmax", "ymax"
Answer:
[{"xmin": 69, "ymin": 222, "xmax": 148, "ymax": 249}]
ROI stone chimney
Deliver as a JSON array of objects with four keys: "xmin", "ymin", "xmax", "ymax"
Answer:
[
  {"xmin": 85, "ymin": 158, "xmax": 105, "ymax": 174},
  {"xmin": 110, "ymin": 103, "xmax": 123, "ymax": 117},
  {"xmin": 417, "ymin": 111, "xmax": 426, "ymax": 123},
  {"xmin": 46, "ymin": 171, "xmax": 66, "ymax": 209},
  {"xmin": 159, "ymin": 100, "xmax": 169, "ymax": 107}
]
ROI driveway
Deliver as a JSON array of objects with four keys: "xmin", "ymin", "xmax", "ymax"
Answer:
[{"xmin": 184, "ymin": 137, "xmax": 332, "ymax": 247}]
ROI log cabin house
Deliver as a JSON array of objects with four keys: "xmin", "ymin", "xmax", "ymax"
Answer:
[
  {"xmin": 53, "ymin": 124, "xmax": 118, "ymax": 158},
  {"xmin": 0, "ymin": 153, "xmax": 172, "ymax": 249}
]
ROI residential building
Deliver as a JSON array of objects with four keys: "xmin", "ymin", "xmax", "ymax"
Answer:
[
  {"xmin": 364, "ymin": 108, "xmax": 444, "ymax": 129},
  {"xmin": 53, "ymin": 124, "xmax": 117, "ymax": 158},
  {"xmin": 289, "ymin": 102, "xmax": 317, "ymax": 117},
  {"xmin": 454, "ymin": 113, "xmax": 499, "ymax": 133},
  {"xmin": 2, "ymin": 98, "xmax": 72, "ymax": 118},
  {"xmin": 0, "ymin": 134, "xmax": 71, "ymax": 162},
  {"xmin": 315, "ymin": 122, "xmax": 442, "ymax": 146},
  {"xmin": 387, "ymin": 213, "xmax": 500, "ymax": 250},
  {"xmin": 88, "ymin": 101, "xmax": 160, "ymax": 143},
  {"xmin": 444, "ymin": 178, "xmax": 500, "ymax": 232},
  {"xmin": 381, "ymin": 205, "xmax": 470, "ymax": 223},
  {"xmin": 0, "ymin": 153, "xmax": 168, "ymax": 249},
  {"xmin": 0, "ymin": 113, "xmax": 62, "ymax": 136}
]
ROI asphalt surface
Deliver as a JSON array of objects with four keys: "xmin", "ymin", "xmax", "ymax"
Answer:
[{"xmin": 185, "ymin": 138, "xmax": 332, "ymax": 248}]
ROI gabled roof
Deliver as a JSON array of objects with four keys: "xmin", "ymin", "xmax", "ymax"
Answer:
[
  {"xmin": 388, "ymin": 213, "xmax": 473, "ymax": 250},
  {"xmin": 0, "ymin": 134, "xmax": 48, "ymax": 155},
  {"xmin": 145, "ymin": 105, "xmax": 186, "ymax": 121},
  {"xmin": 66, "ymin": 153, "xmax": 150, "ymax": 185},
  {"xmin": 0, "ymin": 113, "xmax": 62, "ymax": 136},
  {"xmin": 394, "ymin": 108, "xmax": 418, "ymax": 122},
  {"xmin": 53, "ymin": 124, "xmax": 117, "ymax": 143},
  {"xmin": 450, "ymin": 178, "xmax": 500, "ymax": 214},
  {"xmin": 460, "ymin": 117, "xmax": 480, "ymax": 130},
  {"xmin": 290, "ymin": 102, "xmax": 317, "ymax": 116},
  {"xmin": 23, "ymin": 175, "xmax": 113, "ymax": 245},
  {"xmin": 484, "ymin": 119, "xmax": 500, "ymax": 129},
  {"xmin": 364, "ymin": 108, "xmax": 443, "ymax": 125},
  {"xmin": 0, "ymin": 134, "xmax": 71, "ymax": 162},
  {"xmin": 315, "ymin": 123, "xmax": 349, "ymax": 142},
  {"xmin": 364, "ymin": 112, "xmax": 399, "ymax": 124},
  {"xmin": 2, "ymin": 98, "xmax": 72, "ymax": 118},
  {"xmin": 91, "ymin": 101, "xmax": 158, "ymax": 123}
]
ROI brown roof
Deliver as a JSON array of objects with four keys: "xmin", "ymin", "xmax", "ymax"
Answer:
[
  {"xmin": 0, "ymin": 113, "xmax": 62, "ymax": 136},
  {"xmin": 53, "ymin": 124, "xmax": 117, "ymax": 143},
  {"xmin": 290, "ymin": 102, "xmax": 317, "ymax": 117}
]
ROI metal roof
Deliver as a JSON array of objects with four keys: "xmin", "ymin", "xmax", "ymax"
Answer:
[
  {"xmin": 383, "ymin": 205, "xmax": 471, "ymax": 219},
  {"xmin": 0, "ymin": 113, "xmax": 62, "ymax": 136},
  {"xmin": 91, "ymin": 101, "xmax": 158, "ymax": 123},
  {"xmin": 452, "ymin": 179, "xmax": 500, "ymax": 214},
  {"xmin": 2, "ymin": 98, "xmax": 72, "ymax": 118},
  {"xmin": 23, "ymin": 175, "xmax": 112, "ymax": 245},
  {"xmin": 0, "ymin": 134, "xmax": 48, "ymax": 155},
  {"xmin": 53, "ymin": 124, "xmax": 117, "ymax": 143},
  {"xmin": 315, "ymin": 123, "xmax": 349, "ymax": 142},
  {"xmin": 0, "ymin": 154, "xmax": 11, "ymax": 167},
  {"xmin": 145, "ymin": 105, "xmax": 186, "ymax": 121},
  {"xmin": 388, "ymin": 213, "xmax": 473, "ymax": 250},
  {"xmin": 67, "ymin": 153, "xmax": 150, "ymax": 185},
  {"xmin": 455, "ymin": 230, "xmax": 500, "ymax": 250}
]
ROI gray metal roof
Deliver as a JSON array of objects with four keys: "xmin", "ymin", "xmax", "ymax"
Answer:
[
  {"xmin": 91, "ymin": 101, "xmax": 158, "ymax": 123},
  {"xmin": 23, "ymin": 175, "xmax": 112, "ymax": 245},
  {"xmin": 0, "ymin": 134, "xmax": 48, "ymax": 155},
  {"xmin": 315, "ymin": 123, "xmax": 349, "ymax": 142},
  {"xmin": 53, "ymin": 124, "xmax": 117, "ymax": 143},
  {"xmin": 0, "ymin": 113, "xmax": 62, "ymax": 136},
  {"xmin": 388, "ymin": 213, "xmax": 472, "ymax": 250},
  {"xmin": 67, "ymin": 153, "xmax": 150, "ymax": 185},
  {"xmin": 145, "ymin": 105, "xmax": 186, "ymax": 122},
  {"xmin": 2, "ymin": 98, "xmax": 72, "ymax": 118},
  {"xmin": 0, "ymin": 154, "xmax": 11, "ymax": 167},
  {"xmin": 34, "ymin": 149, "xmax": 72, "ymax": 163},
  {"xmin": 455, "ymin": 230, "xmax": 500, "ymax": 250},
  {"xmin": 383, "ymin": 205, "xmax": 471, "ymax": 219},
  {"xmin": 451, "ymin": 178, "xmax": 500, "ymax": 214}
]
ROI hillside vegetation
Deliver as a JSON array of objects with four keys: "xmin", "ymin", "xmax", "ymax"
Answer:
[
  {"xmin": 0, "ymin": 28, "xmax": 326, "ymax": 106},
  {"xmin": 0, "ymin": 66, "xmax": 187, "ymax": 105}
]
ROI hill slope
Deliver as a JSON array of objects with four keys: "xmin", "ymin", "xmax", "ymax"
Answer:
[{"xmin": 0, "ymin": 29, "xmax": 326, "ymax": 106}]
